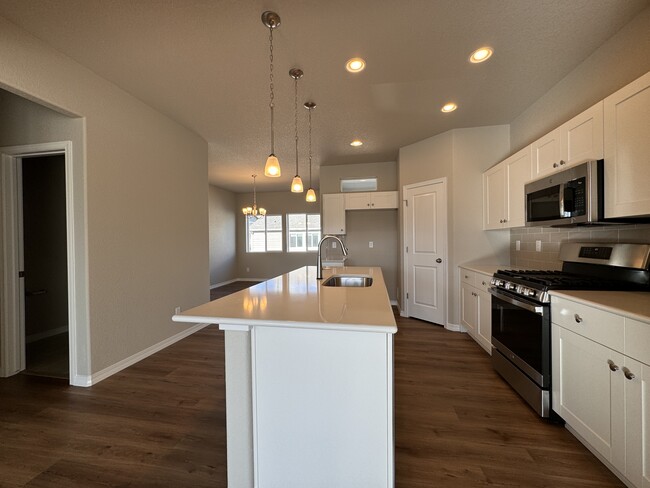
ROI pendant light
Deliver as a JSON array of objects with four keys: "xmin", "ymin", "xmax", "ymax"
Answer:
[
  {"xmin": 290, "ymin": 68, "xmax": 304, "ymax": 193},
  {"xmin": 242, "ymin": 174, "xmax": 266, "ymax": 218},
  {"xmin": 262, "ymin": 11, "xmax": 282, "ymax": 178},
  {"xmin": 304, "ymin": 101, "xmax": 317, "ymax": 203}
]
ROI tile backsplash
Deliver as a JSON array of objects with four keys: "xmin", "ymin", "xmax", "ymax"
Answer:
[{"xmin": 510, "ymin": 224, "xmax": 650, "ymax": 270}]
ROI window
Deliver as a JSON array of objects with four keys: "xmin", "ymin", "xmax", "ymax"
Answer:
[
  {"xmin": 246, "ymin": 215, "xmax": 283, "ymax": 252},
  {"xmin": 287, "ymin": 213, "xmax": 321, "ymax": 252},
  {"xmin": 340, "ymin": 177, "xmax": 377, "ymax": 192}
]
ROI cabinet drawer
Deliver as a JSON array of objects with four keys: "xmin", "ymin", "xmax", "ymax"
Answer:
[
  {"xmin": 460, "ymin": 269, "xmax": 475, "ymax": 286},
  {"xmin": 625, "ymin": 318, "xmax": 650, "ymax": 366},
  {"xmin": 475, "ymin": 273, "xmax": 492, "ymax": 293},
  {"xmin": 551, "ymin": 297, "xmax": 624, "ymax": 351}
]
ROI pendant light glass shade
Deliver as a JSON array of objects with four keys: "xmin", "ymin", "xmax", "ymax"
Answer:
[
  {"xmin": 262, "ymin": 12, "xmax": 281, "ymax": 178},
  {"xmin": 305, "ymin": 188, "xmax": 316, "ymax": 202},
  {"xmin": 291, "ymin": 175, "xmax": 304, "ymax": 193},
  {"xmin": 264, "ymin": 155, "xmax": 281, "ymax": 177}
]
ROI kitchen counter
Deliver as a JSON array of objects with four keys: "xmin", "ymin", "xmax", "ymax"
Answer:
[
  {"xmin": 173, "ymin": 265, "xmax": 396, "ymax": 333},
  {"xmin": 549, "ymin": 290, "xmax": 650, "ymax": 323},
  {"xmin": 174, "ymin": 265, "xmax": 396, "ymax": 488},
  {"xmin": 459, "ymin": 263, "xmax": 508, "ymax": 276}
]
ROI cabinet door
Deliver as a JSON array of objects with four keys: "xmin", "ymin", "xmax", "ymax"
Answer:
[
  {"xmin": 604, "ymin": 71, "xmax": 650, "ymax": 219},
  {"xmin": 322, "ymin": 194, "xmax": 346, "ymax": 234},
  {"xmin": 483, "ymin": 163, "xmax": 506, "ymax": 230},
  {"xmin": 532, "ymin": 127, "xmax": 562, "ymax": 178},
  {"xmin": 624, "ymin": 357, "xmax": 650, "ymax": 488},
  {"xmin": 461, "ymin": 284, "xmax": 477, "ymax": 335},
  {"xmin": 561, "ymin": 101, "xmax": 604, "ymax": 165},
  {"xmin": 344, "ymin": 192, "xmax": 371, "ymax": 210},
  {"xmin": 552, "ymin": 325, "xmax": 625, "ymax": 465},
  {"xmin": 370, "ymin": 191, "xmax": 398, "ymax": 209},
  {"xmin": 476, "ymin": 289, "xmax": 492, "ymax": 354},
  {"xmin": 504, "ymin": 146, "xmax": 533, "ymax": 228}
]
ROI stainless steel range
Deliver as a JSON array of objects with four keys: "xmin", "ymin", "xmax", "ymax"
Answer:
[{"xmin": 490, "ymin": 242, "xmax": 650, "ymax": 418}]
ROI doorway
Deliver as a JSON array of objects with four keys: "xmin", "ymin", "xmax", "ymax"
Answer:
[
  {"xmin": 21, "ymin": 154, "xmax": 69, "ymax": 379},
  {"xmin": 402, "ymin": 178, "xmax": 448, "ymax": 325},
  {"xmin": 1, "ymin": 141, "xmax": 80, "ymax": 384}
]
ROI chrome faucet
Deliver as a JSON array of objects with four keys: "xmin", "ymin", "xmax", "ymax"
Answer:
[{"xmin": 317, "ymin": 235, "xmax": 349, "ymax": 279}]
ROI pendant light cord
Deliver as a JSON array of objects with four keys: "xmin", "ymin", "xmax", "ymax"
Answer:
[
  {"xmin": 308, "ymin": 107, "xmax": 312, "ymax": 186},
  {"xmin": 269, "ymin": 28, "xmax": 275, "ymax": 155},
  {"xmin": 294, "ymin": 76, "xmax": 299, "ymax": 175}
]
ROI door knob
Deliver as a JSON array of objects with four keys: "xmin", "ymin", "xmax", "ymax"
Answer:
[{"xmin": 436, "ymin": 258, "xmax": 442, "ymax": 263}]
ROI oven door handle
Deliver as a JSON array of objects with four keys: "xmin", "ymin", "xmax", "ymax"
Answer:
[{"xmin": 489, "ymin": 287, "xmax": 545, "ymax": 315}]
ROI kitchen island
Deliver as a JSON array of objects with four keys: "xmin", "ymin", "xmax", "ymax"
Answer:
[{"xmin": 173, "ymin": 266, "xmax": 397, "ymax": 488}]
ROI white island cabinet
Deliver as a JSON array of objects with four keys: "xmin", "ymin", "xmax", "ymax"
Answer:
[{"xmin": 173, "ymin": 266, "xmax": 397, "ymax": 488}]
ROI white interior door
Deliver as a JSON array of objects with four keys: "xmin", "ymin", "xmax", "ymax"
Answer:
[{"xmin": 404, "ymin": 180, "xmax": 447, "ymax": 325}]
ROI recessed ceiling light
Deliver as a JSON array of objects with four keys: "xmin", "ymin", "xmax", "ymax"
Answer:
[
  {"xmin": 469, "ymin": 47, "xmax": 493, "ymax": 63},
  {"xmin": 441, "ymin": 103, "xmax": 457, "ymax": 113},
  {"xmin": 346, "ymin": 58, "xmax": 366, "ymax": 73},
  {"xmin": 350, "ymin": 140, "xmax": 363, "ymax": 146}
]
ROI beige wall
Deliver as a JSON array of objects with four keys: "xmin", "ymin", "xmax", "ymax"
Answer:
[
  {"xmin": 209, "ymin": 185, "xmax": 237, "ymax": 286},
  {"xmin": 320, "ymin": 161, "xmax": 398, "ymax": 193},
  {"xmin": 236, "ymin": 191, "xmax": 321, "ymax": 279},
  {"xmin": 510, "ymin": 6, "xmax": 650, "ymax": 152},
  {"xmin": 399, "ymin": 126, "xmax": 511, "ymax": 326},
  {"xmin": 321, "ymin": 161, "xmax": 399, "ymax": 300},
  {"xmin": 0, "ymin": 18, "xmax": 209, "ymax": 377}
]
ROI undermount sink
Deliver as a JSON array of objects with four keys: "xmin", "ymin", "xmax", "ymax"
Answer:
[{"xmin": 322, "ymin": 275, "xmax": 373, "ymax": 288}]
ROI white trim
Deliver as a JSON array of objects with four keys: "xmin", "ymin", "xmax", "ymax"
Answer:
[
  {"xmin": 210, "ymin": 278, "xmax": 266, "ymax": 290},
  {"xmin": 26, "ymin": 326, "xmax": 68, "ymax": 344},
  {"xmin": 0, "ymin": 142, "xmax": 80, "ymax": 384},
  {"xmin": 445, "ymin": 322, "xmax": 464, "ymax": 332},
  {"xmin": 401, "ymin": 177, "xmax": 449, "ymax": 325},
  {"xmin": 75, "ymin": 323, "xmax": 209, "ymax": 387},
  {"xmin": 219, "ymin": 323, "xmax": 252, "ymax": 332},
  {"xmin": 390, "ymin": 299, "xmax": 398, "ymax": 307},
  {"xmin": 399, "ymin": 310, "xmax": 408, "ymax": 318}
]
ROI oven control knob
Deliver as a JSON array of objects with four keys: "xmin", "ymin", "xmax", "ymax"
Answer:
[
  {"xmin": 527, "ymin": 289, "xmax": 537, "ymax": 297},
  {"xmin": 506, "ymin": 283, "xmax": 517, "ymax": 291}
]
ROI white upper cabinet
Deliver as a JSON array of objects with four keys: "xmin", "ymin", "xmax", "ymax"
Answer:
[
  {"xmin": 505, "ymin": 146, "xmax": 534, "ymax": 228},
  {"xmin": 532, "ymin": 101, "xmax": 604, "ymax": 178},
  {"xmin": 604, "ymin": 71, "xmax": 650, "ymax": 219},
  {"xmin": 563, "ymin": 101, "xmax": 604, "ymax": 165},
  {"xmin": 322, "ymin": 193, "xmax": 346, "ymax": 235},
  {"xmin": 484, "ymin": 146, "xmax": 532, "ymax": 229},
  {"xmin": 344, "ymin": 191, "xmax": 398, "ymax": 210},
  {"xmin": 532, "ymin": 127, "xmax": 562, "ymax": 178}
]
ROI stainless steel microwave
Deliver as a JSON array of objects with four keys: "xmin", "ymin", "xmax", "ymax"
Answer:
[{"xmin": 525, "ymin": 160, "xmax": 602, "ymax": 227}]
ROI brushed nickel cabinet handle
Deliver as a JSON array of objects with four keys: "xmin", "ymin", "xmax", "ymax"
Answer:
[
  {"xmin": 436, "ymin": 258, "xmax": 442, "ymax": 263},
  {"xmin": 553, "ymin": 162, "xmax": 559, "ymax": 168},
  {"xmin": 574, "ymin": 314, "xmax": 583, "ymax": 323},
  {"xmin": 608, "ymin": 360, "xmax": 619, "ymax": 372},
  {"xmin": 623, "ymin": 368, "xmax": 636, "ymax": 380},
  {"xmin": 560, "ymin": 160, "xmax": 566, "ymax": 165},
  {"xmin": 482, "ymin": 281, "xmax": 487, "ymax": 286}
]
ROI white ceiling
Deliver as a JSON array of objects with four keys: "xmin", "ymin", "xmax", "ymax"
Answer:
[{"xmin": 0, "ymin": 0, "xmax": 647, "ymax": 192}]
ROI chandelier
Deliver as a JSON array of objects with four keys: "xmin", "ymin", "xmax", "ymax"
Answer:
[{"xmin": 242, "ymin": 174, "xmax": 266, "ymax": 218}]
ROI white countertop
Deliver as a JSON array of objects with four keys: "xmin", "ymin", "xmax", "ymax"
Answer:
[
  {"xmin": 173, "ymin": 266, "xmax": 397, "ymax": 333},
  {"xmin": 459, "ymin": 263, "xmax": 507, "ymax": 276},
  {"xmin": 550, "ymin": 290, "xmax": 650, "ymax": 323}
]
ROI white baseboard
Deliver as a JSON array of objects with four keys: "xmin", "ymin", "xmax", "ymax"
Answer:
[
  {"xmin": 26, "ymin": 326, "xmax": 68, "ymax": 344},
  {"xmin": 210, "ymin": 278, "xmax": 237, "ymax": 289},
  {"xmin": 445, "ymin": 322, "xmax": 464, "ymax": 332},
  {"xmin": 210, "ymin": 278, "xmax": 266, "ymax": 289},
  {"xmin": 390, "ymin": 300, "xmax": 398, "ymax": 306},
  {"xmin": 399, "ymin": 310, "xmax": 408, "ymax": 317},
  {"xmin": 72, "ymin": 322, "xmax": 209, "ymax": 387}
]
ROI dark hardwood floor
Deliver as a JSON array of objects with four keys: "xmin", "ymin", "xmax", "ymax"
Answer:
[
  {"xmin": 0, "ymin": 310, "xmax": 623, "ymax": 487},
  {"xmin": 209, "ymin": 280, "xmax": 261, "ymax": 301}
]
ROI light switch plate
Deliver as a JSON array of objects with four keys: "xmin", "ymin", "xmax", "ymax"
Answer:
[
  {"xmin": 536, "ymin": 240, "xmax": 542, "ymax": 252},
  {"xmin": 516, "ymin": 240, "xmax": 521, "ymax": 251},
  {"xmin": 369, "ymin": 241, "xmax": 374, "ymax": 248}
]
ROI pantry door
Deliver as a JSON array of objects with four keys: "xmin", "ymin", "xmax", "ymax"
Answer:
[{"xmin": 403, "ymin": 179, "xmax": 447, "ymax": 325}]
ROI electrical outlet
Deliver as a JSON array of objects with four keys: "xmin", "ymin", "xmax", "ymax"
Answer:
[
  {"xmin": 536, "ymin": 240, "xmax": 542, "ymax": 252},
  {"xmin": 332, "ymin": 242, "xmax": 337, "ymax": 249},
  {"xmin": 516, "ymin": 240, "xmax": 521, "ymax": 251},
  {"xmin": 246, "ymin": 267, "xmax": 250, "ymax": 273},
  {"xmin": 174, "ymin": 306, "xmax": 181, "ymax": 314},
  {"xmin": 369, "ymin": 241, "xmax": 374, "ymax": 248}
]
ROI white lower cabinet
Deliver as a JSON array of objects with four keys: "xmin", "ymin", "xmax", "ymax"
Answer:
[
  {"xmin": 552, "ymin": 296, "xmax": 650, "ymax": 488},
  {"xmin": 459, "ymin": 268, "xmax": 492, "ymax": 354}
]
